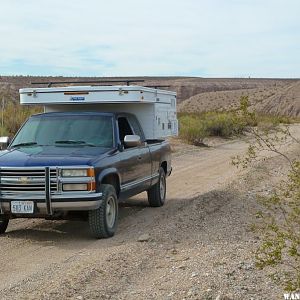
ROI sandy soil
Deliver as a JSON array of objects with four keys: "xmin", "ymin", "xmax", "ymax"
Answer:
[{"xmin": 0, "ymin": 125, "xmax": 299, "ymax": 300}]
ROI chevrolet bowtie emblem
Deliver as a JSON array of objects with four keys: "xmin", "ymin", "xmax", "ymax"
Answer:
[{"xmin": 19, "ymin": 177, "xmax": 28, "ymax": 184}]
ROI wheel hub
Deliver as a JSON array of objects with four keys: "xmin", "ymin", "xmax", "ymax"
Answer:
[
  {"xmin": 160, "ymin": 174, "xmax": 166, "ymax": 200},
  {"xmin": 106, "ymin": 196, "xmax": 116, "ymax": 228}
]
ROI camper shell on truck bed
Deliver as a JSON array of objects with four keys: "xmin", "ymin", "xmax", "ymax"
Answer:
[
  {"xmin": 19, "ymin": 85, "xmax": 178, "ymax": 140},
  {"xmin": 0, "ymin": 83, "xmax": 177, "ymax": 239}
]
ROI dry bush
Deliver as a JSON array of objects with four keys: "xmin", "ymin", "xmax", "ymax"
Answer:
[
  {"xmin": 0, "ymin": 102, "xmax": 41, "ymax": 136},
  {"xmin": 178, "ymin": 111, "xmax": 247, "ymax": 145},
  {"xmin": 178, "ymin": 96, "xmax": 293, "ymax": 146},
  {"xmin": 233, "ymin": 97, "xmax": 300, "ymax": 291}
]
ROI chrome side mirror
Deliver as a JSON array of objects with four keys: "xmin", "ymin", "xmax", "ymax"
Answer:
[
  {"xmin": 0, "ymin": 136, "xmax": 10, "ymax": 150},
  {"xmin": 124, "ymin": 135, "xmax": 141, "ymax": 148}
]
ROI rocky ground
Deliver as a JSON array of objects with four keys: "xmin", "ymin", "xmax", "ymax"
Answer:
[{"xmin": 0, "ymin": 125, "xmax": 299, "ymax": 300}]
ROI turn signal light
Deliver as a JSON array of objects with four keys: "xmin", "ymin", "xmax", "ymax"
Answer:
[{"xmin": 87, "ymin": 168, "xmax": 95, "ymax": 177}]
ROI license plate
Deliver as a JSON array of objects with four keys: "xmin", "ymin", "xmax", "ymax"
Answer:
[{"xmin": 11, "ymin": 201, "xmax": 34, "ymax": 214}]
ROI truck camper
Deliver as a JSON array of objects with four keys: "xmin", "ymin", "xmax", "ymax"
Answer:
[{"xmin": 0, "ymin": 80, "xmax": 178, "ymax": 238}]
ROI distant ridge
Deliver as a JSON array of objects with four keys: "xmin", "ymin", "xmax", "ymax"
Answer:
[{"xmin": 1, "ymin": 76, "xmax": 299, "ymax": 117}]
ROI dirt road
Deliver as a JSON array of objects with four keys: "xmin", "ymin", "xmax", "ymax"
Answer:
[{"xmin": 1, "ymin": 127, "xmax": 299, "ymax": 300}]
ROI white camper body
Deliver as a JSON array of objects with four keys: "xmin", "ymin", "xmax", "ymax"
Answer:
[{"xmin": 19, "ymin": 85, "xmax": 178, "ymax": 140}]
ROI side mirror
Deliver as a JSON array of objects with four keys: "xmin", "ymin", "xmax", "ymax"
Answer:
[
  {"xmin": 0, "ymin": 136, "xmax": 10, "ymax": 150},
  {"xmin": 124, "ymin": 135, "xmax": 141, "ymax": 148}
]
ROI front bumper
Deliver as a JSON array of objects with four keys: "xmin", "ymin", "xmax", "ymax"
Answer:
[{"xmin": 0, "ymin": 192, "xmax": 103, "ymax": 215}]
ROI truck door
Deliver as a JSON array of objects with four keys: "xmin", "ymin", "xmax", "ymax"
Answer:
[{"xmin": 117, "ymin": 116, "xmax": 152, "ymax": 196}]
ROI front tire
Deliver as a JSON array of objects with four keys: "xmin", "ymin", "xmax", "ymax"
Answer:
[
  {"xmin": 0, "ymin": 215, "xmax": 9, "ymax": 234},
  {"xmin": 88, "ymin": 184, "xmax": 118, "ymax": 239},
  {"xmin": 147, "ymin": 167, "xmax": 166, "ymax": 207}
]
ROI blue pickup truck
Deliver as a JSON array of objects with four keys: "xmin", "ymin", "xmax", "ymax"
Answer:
[{"xmin": 0, "ymin": 111, "xmax": 172, "ymax": 238}]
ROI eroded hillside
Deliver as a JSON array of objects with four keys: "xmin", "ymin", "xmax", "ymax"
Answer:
[
  {"xmin": 1, "ymin": 76, "xmax": 299, "ymax": 117},
  {"xmin": 178, "ymin": 80, "xmax": 300, "ymax": 117}
]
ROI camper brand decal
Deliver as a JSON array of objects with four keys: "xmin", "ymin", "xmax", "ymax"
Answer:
[{"xmin": 70, "ymin": 96, "xmax": 85, "ymax": 101}]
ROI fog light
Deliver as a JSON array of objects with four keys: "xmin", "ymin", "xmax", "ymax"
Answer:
[{"xmin": 63, "ymin": 184, "xmax": 87, "ymax": 191}]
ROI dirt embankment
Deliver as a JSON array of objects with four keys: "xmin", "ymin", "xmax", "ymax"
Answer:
[
  {"xmin": 179, "ymin": 80, "xmax": 300, "ymax": 117},
  {"xmin": 0, "ymin": 125, "xmax": 299, "ymax": 300},
  {"xmin": 255, "ymin": 81, "xmax": 300, "ymax": 117}
]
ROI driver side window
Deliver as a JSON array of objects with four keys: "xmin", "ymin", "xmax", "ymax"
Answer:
[{"xmin": 117, "ymin": 117, "xmax": 133, "ymax": 145}]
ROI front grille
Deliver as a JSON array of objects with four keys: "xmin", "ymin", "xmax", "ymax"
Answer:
[{"xmin": 0, "ymin": 168, "xmax": 58, "ymax": 193}]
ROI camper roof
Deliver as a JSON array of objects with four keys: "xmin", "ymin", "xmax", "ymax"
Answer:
[{"xmin": 19, "ymin": 85, "xmax": 176, "ymax": 105}]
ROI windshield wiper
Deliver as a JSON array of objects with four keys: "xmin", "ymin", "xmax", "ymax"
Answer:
[
  {"xmin": 11, "ymin": 142, "xmax": 38, "ymax": 148},
  {"xmin": 55, "ymin": 140, "xmax": 96, "ymax": 147}
]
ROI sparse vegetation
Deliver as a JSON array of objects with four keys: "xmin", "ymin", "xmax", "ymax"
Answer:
[
  {"xmin": 233, "ymin": 97, "xmax": 300, "ymax": 292},
  {"xmin": 0, "ymin": 84, "xmax": 41, "ymax": 136},
  {"xmin": 178, "ymin": 111, "xmax": 247, "ymax": 145},
  {"xmin": 178, "ymin": 96, "xmax": 295, "ymax": 146},
  {"xmin": 0, "ymin": 101, "xmax": 41, "ymax": 136}
]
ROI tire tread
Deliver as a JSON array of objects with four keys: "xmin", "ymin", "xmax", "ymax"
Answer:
[
  {"xmin": 88, "ymin": 184, "xmax": 118, "ymax": 239},
  {"xmin": 148, "ymin": 167, "xmax": 166, "ymax": 207},
  {"xmin": 0, "ymin": 216, "xmax": 9, "ymax": 234}
]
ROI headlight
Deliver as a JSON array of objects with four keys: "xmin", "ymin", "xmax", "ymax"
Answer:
[
  {"xmin": 62, "ymin": 168, "xmax": 93, "ymax": 177},
  {"xmin": 63, "ymin": 183, "xmax": 88, "ymax": 191},
  {"xmin": 60, "ymin": 168, "xmax": 96, "ymax": 192},
  {"xmin": 62, "ymin": 169, "xmax": 88, "ymax": 177}
]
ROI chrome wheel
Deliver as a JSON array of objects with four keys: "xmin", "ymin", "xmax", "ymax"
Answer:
[
  {"xmin": 160, "ymin": 173, "xmax": 166, "ymax": 200},
  {"xmin": 148, "ymin": 167, "xmax": 167, "ymax": 207},
  {"xmin": 106, "ymin": 196, "xmax": 116, "ymax": 229}
]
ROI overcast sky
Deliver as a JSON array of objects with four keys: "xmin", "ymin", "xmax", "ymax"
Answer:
[{"xmin": 0, "ymin": 0, "xmax": 299, "ymax": 77}]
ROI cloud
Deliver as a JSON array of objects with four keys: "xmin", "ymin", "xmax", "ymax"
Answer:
[{"xmin": 0, "ymin": 0, "xmax": 299, "ymax": 77}]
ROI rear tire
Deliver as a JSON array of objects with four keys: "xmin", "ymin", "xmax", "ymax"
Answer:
[
  {"xmin": 0, "ymin": 215, "xmax": 9, "ymax": 234},
  {"xmin": 88, "ymin": 184, "xmax": 118, "ymax": 239},
  {"xmin": 147, "ymin": 167, "xmax": 166, "ymax": 207}
]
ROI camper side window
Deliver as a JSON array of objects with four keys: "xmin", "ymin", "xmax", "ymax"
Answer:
[{"xmin": 117, "ymin": 117, "xmax": 133, "ymax": 144}]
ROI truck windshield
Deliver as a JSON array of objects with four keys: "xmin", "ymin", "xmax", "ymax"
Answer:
[{"xmin": 11, "ymin": 114, "xmax": 114, "ymax": 148}]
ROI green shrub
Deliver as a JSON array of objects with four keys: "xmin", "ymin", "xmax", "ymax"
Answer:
[
  {"xmin": 179, "ymin": 96, "xmax": 295, "ymax": 146},
  {"xmin": 232, "ymin": 97, "xmax": 300, "ymax": 291},
  {"xmin": 179, "ymin": 111, "xmax": 247, "ymax": 145},
  {"xmin": 0, "ymin": 102, "xmax": 41, "ymax": 136}
]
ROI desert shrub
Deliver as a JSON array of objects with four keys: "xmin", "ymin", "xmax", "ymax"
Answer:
[
  {"xmin": 179, "ymin": 114, "xmax": 208, "ymax": 146},
  {"xmin": 179, "ymin": 110, "xmax": 248, "ymax": 145},
  {"xmin": 255, "ymin": 161, "xmax": 300, "ymax": 291},
  {"xmin": 179, "ymin": 96, "xmax": 295, "ymax": 146},
  {"xmin": 0, "ymin": 102, "xmax": 41, "ymax": 136},
  {"xmin": 233, "ymin": 97, "xmax": 300, "ymax": 292}
]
